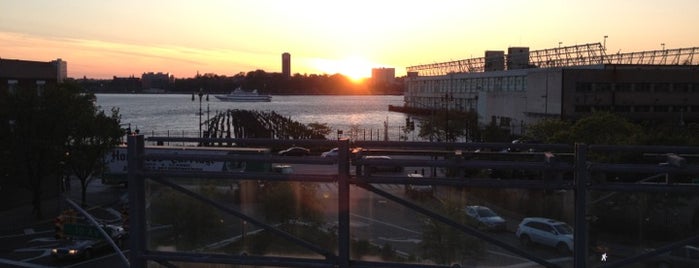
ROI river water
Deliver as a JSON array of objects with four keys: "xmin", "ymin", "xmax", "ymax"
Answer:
[{"xmin": 95, "ymin": 94, "xmax": 415, "ymax": 140}]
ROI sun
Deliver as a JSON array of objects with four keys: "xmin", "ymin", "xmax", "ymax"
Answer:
[
  {"xmin": 312, "ymin": 56, "xmax": 373, "ymax": 82},
  {"xmin": 339, "ymin": 56, "xmax": 373, "ymax": 82}
]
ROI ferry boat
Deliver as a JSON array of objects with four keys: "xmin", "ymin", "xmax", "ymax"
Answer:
[{"xmin": 214, "ymin": 88, "xmax": 272, "ymax": 102}]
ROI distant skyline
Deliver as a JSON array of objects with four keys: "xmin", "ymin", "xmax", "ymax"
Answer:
[{"xmin": 1, "ymin": 0, "xmax": 698, "ymax": 80}]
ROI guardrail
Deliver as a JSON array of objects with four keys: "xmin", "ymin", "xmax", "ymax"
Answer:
[{"xmin": 126, "ymin": 135, "xmax": 699, "ymax": 268}]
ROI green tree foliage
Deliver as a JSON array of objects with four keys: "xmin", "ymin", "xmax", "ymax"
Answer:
[
  {"xmin": 150, "ymin": 185, "xmax": 226, "ymax": 250},
  {"xmin": 0, "ymin": 82, "xmax": 121, "ymax": 218},
  {"xmin": 568, "ymin": 112, "xmax": 643, "ymax": 145},
  {"xmin": 418, "ymin": 110, "xmax": 479, "ymax": 142},
  {"xmin": 420, "ymin": 203, "xmax": 484, "ymax": 265},
  {"xmin": 525, "ymin": 112, "xmax": 645, "ymax": 145},
  {"xmin": 259, "ymin": 182, "xmax": 324, "ymax": 225},
  {"xmin": 307, "ymin": 122, "xmax": 332, "ymax": 138},
  {"xmin": 524, "ymin": 118, "xmax": 572, "ymax": 143},
  {"xmin": 63, "ymin": 86, "xmax": 123, "ymax": 206}
]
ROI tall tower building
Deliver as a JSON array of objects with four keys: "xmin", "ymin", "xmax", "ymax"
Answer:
[{"xmin": 282, "ymin": 52, "xmax": 291, "ymax": 77}]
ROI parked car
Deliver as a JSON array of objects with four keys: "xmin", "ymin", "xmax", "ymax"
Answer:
[
  {"xmin": 362, "ymin": 155, "xmax": 403, "ymax": 173},
  {"xmin": 278, "ymin": 146, "xmax": 310, "ymax": 156},
  {"xmin": 405, "ymin": 173, "xmax": 433, "ymax": 198},
  {"xmin": 321, "ymin": 147, "xmax": 339, "ymax": 157},
  {"xmin": 516, "ymin": 217, "xmax": 574, "ymax": 254},
  {"xmin": 464, "ymin": 205, "xmax": 507, "ymax": 232}
]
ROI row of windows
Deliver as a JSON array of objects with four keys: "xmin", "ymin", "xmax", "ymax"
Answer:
[
  {"xmin": 576, "ymin": 83, "xmax": 699, "ymax": 93},
  {"xmin": 575, "ymin": 105, "xmax": 699, "ymax": 113},
  {"xmin": 412, "ymin": 76, "xmax": 527, "ymax": 94}
]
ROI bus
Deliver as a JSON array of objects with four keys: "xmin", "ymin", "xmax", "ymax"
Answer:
[{"xmin": 101, "ymin": 145, "xmax": 271, "ymax": 186}]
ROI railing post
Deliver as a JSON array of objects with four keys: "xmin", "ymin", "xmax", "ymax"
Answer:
[
  {"xmin": 574, "ymin": 143, "xmax": 589, "ymax": 268},
  {"xmin": 337, "ymin": 139, "xmax": 350, "ymax": 268},
  {"xmin": 128, "ymin": 134, "xmax": 146, "ymax": 268}
]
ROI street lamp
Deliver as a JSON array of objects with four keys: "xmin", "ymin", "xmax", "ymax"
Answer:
[
  {"xmin": 661, "ymin": 43, "xmax": 666, "ymax": 51},
  {"xmin": 192, "ymin": 88, "xmax": 209, "ymax": 138}
]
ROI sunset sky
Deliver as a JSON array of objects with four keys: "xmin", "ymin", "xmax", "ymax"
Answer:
[{"xmin": 1, "ymin": 0, "xmax": 697, "ymax": 80}]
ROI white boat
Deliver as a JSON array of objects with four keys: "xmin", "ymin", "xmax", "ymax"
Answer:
[{"xmin": 214, "ymin": 88, "xmax": 272, "ymax": 102}]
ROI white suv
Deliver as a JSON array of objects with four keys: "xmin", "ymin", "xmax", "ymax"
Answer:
[{"xmin": 515, "ymin": 217, "xmax": 574, "ymax": 254}]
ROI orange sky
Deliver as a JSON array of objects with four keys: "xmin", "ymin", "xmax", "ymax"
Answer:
[{"xmin": 1, "ymin": 0, "xmax": 698, "ymax": 79}]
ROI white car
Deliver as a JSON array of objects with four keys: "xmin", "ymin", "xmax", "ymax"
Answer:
[
  {"xmin": 404, "ymin": 173, "xmax": 433, "ymax": 198},
  {"xmin": 321, "ymin": 148, "xmax": 339, "ymax": 157},
  {"xmin": 515, "ymin": 217, "xmax": 574, "ymax": 254},
  {"xmin": 464, "ymin": 205, "xmax": 507, "ymax": 232}
]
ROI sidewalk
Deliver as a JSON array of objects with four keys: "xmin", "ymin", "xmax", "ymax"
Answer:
[{"xmin": 0, "ymin": 178, "xmax": 125, "ymax": 233}]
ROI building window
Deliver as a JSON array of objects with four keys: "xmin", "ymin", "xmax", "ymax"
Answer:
[
  {"xmin": 654, "ymin": 83, "xmax": 670, "ymax": 93},
  {"xmin": 653, "ymin": 105, "xmax": 669, "ymax": 112},
  {"xmin": 674, "ymin": 83, "xmax": 690, "ymax": 93},
  {"xmin": 635, "ymin": 105, "xmax": 650, "ymax": 112},
  {"xmin": 575, "ymin": 105, "xmax": 591, "ymax": 112},
  {"xmin": 576, "ymin": 82, "xmax": 592, "ymax": 92},
  {"xmin": 615, "ymin": 83, "xmax": 632, "ymax": 92},
  {"xmin": 691, "ymin": 105, "xmax": 699, "ymax": 112},
  {"xmin": 595, "ymin": 83, "xmax": 611, "ymax": 92},
  {"xmin": 7, "ymin": 80, "xmax": 18, "ymax": 95},
  {"xmin": 635, "ymin": 83, "xmax": 651, "ymax": 92}
]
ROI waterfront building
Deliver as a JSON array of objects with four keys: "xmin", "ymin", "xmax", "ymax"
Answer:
[
  {"xmin": 141, "ymin": 72, "xmax": 173, "ymax": 92},
  {"xmin": 404, "ymin": 43, "xmax": 699, "ymax": 135},
  {"xmin": 371, "ymin": 67, "xmax": 395, "ymax": 85},
  {"xmin": 282, "ymin": 52, "xmax": 291, "ymax": 78},
  {"xmin": 0, "ymin": 58, "xmax": 67, "ymax": 94}
]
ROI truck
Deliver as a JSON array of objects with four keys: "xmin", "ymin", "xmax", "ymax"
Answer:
[{"xmin": 101, "ymin": 145, "xmax": 271, "ymax": 186}]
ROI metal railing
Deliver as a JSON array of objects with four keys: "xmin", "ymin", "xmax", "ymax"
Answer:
[{"xmin": 126, "ymin": 135, "xmax": 699, "ymax": 268}]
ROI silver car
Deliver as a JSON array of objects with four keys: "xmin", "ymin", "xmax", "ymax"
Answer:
[
  {"xmin": 516, "ymin": 217, "xmax": 574, "ymax": 254},
  {"xmin": 464, "ymin": 205, "xmax": 507, "ymax": 231}
]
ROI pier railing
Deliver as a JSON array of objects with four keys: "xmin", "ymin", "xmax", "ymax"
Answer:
[{"xmin": 126, "ymin": 135, "xmax": 699, "ymax": 268}]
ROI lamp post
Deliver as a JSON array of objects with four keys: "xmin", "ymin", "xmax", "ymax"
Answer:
[{"xmin": 192, "ymin": 88, "xmax": 209, "ymax": 138}]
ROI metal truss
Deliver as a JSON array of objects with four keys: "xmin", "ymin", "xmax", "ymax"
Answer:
[
  {"xmin": 407, "ymin": 43, "xmax": 699, "ymax": 76},
  {"xmin": 126, "ymin": 136, "xmax": 699, "ymax": 268}
]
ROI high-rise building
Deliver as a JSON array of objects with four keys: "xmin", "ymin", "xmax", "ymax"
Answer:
[
  {"xmin": 371, "ymin": 67, "xmax": 395, "ymax": 85},
  {"xmin": 282, "ymin": 52, "xmax": 291, "ymax": 77}
]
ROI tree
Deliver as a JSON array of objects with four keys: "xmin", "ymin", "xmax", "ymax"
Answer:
[
  {"xmin": 568, "ymin": 112, "xmax": 643, "ymax": 145},
  {"xmin": 418, "ymin": 110, "xmax": 479, "ymax": 142},
  {"xmin": 524, "ymin": 118, "xmax": 572, "ymax": 143},
  {"xmin": 65, "ymin": 102, "xmax": 123, "ymax": 206},
  {"xmin": 0, "ymin": 82, "xmax": 122, "ymax": 219},
  {"xmin": 307, "ymin": 122, "xmax": 332, "ymax": 139}
]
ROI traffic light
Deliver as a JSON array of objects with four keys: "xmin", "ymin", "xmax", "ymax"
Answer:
[{"xmin": 54, "ymin": 216, "xmax": 64, "ymax": 239}]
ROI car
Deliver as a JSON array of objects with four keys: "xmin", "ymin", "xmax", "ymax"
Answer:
[
  {"xmin": 278, "ymin": 146, "xmax": 310, "ymax": 156},
  {"xmin": 405, "ymin": 173, "xmax": 433, "ymax": 198},
  {"xmin": 464, "ymin": 205, "xmax": 507, "ymax": 232},
  {"xmin": 51, "ymin": 224, "xmax": 125, "ymax": 260},
  {"xmin": 515, "ymin": 217, "xmax": 573, "ymax": 254},
  {"xmin": 321, "ymin": 147, "xmax": 339, "ymax": 157},
  {"xmin": 362, "ymin": 155, "xmax": 403, "ymax": 173}
]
